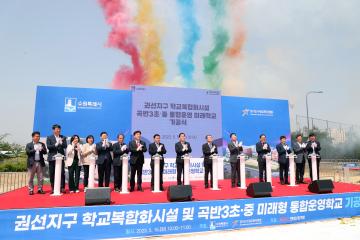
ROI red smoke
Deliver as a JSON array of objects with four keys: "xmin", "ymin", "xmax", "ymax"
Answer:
[{"xmin": 99, "ymin": 0, "xmax": 144, "ymax": 89}]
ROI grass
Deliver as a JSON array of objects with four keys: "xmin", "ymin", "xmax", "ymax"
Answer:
[{"xmin": 0, "ymin": 154, "xmax": 27, "ymax": 172}]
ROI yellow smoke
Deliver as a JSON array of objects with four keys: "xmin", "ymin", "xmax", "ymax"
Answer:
[{"xmin": 135, "ymin": 0, "xmax": 166, "ymax": 85}]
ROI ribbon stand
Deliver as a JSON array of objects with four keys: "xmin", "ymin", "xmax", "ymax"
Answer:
[
  {"xmin": 120, "ymin": 154, "xmax": 129, "ymax": 194},
  {"xmin": 238, "ymin": 153, "xmax": 247, "ymax": 189},
  {"xmin": 51, "ymin": 154, "xmax": 64, "ymax": 196},
  {"xmin": 152, "ymin": 154, "xmax": 162, "ymax": 193},
  {"xmin": 265, "ymin": 153, "xmax": 273, "ymax": 186},
  {"xmin": 287, "ymin": 153, "xmax": 298, "ymax": 186},
  {"xmin": 182, "ymin": 154, "xmax": 191, "ymax": 185},
  {"xmin": 88, "ymin": 155, "xmax": 96, "ymax": 188},
  {"xmin": 210, "ymin": 154, "xmax": 220, "ymax": 190},
  {"xmin": 310, "ymin": 153, "xmax": 320, "ymax": 181}
]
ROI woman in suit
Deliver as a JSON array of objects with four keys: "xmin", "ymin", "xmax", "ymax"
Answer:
[
  {"xmin": 81, "ymin": 135, "xmax": 97, "ymax": 192},
  {"xmin": 66, "ymin": 135, "xmax": 82, "ymax": 193}
]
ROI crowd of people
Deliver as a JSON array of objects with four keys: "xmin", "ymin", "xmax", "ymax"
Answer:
[{"xmin": 25, "ymin": 124, "xmax": 321, "ymax": 195}]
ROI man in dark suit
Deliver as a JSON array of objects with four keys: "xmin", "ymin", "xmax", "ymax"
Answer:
[
  {"xmin": 227, "ymin": 133, "xmax": 243, "ymax": 188},
  {"xmin": 46, "ymin": 124, "xmax": 67, "ymax": 193},
  {"xmin": 202, "ymin": 134, "xmax": 218, "ymax": 188},
  {"xmin": 175, "ymin": 132, "xmax": 192, "ymax": 185},
  {"xmin": 292, "ymin": 134, "xmax": 307, "ymax": 184},
  {"xmin": 26, "ymin": 131, "xmax": 47, "ymax": 195},
  {"xmin": 256, "ymin": 134, "xmax": 271, "ymax": 182},
  {"xmin": 128, "ymin": 130, "xmax": 147, "ymax": 192},
  {"xmin": 96, "ymin": 132, "xmax": 113, "ymax": 188},
  {"xmin": 306, "ymin": 133, "xmax": 321, "ymax": 181},
  {"xmin": 149, "ymin": 134, "xmax": 167, "ymax": 191},
  {"xmin": 276, "ymin": 136, "xmax": 292, "ymax": 185},
  {"xmin": 112, "ymin": 133, "xmax": 129, "ymax": 192}
]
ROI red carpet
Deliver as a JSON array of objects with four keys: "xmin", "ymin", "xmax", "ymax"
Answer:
[{"xmin": 0, "ymin": 178, "xmax": 359, "ymax": 210}]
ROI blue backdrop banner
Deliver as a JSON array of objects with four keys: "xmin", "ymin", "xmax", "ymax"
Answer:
[
  {"xmin": 33, "ymin": 86, "xmax": 290, "ymax": 151},
  {"xmin": 131, "ymin": 86, "xmax": 222, "ymax": 157},
  {"xmin": 33, "ymin": 86, "xmax": 132, "ymax": 141},
  {"xmin": 222, "ymin": 96, "xmax": 291, "ymax": 152}
]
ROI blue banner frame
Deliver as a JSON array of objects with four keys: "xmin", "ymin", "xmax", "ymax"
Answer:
[{"xmin": 1, "ymin": 192, "xmax": 359, "ymax": 239}]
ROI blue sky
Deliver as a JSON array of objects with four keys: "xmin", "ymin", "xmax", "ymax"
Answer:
[{"xmin": 1, "ymin": 0, "xmax": 359, "ymax": 144}]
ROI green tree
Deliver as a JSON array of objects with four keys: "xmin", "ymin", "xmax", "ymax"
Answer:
[{"xmin": 291, "ymin": 128, "xmax": 360, "ymax": 160}]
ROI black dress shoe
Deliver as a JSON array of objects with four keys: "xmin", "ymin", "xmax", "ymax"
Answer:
[
  {"xmin": 237, "ymin": 183, "xmax": 241, "ymax": 187},
  {"xmin": 205, "ymin": 185, "xmax": 209, "ymax": 189},
  {"xmin": 37, "ymin": 189, "xmax": 45, "ymax": 194},
  {"xmin": 130, "ymin": 187, "xmax": 134, "ymax": 192},
  {"xmin": 285, "ymin": 181, "xmax": 289, "ymax": 185},
  {"xmin": 231, "ymin": 184, "xmax": 235, "ymax": 188},
  {"xmin": 160, "ymin": 186, "xmax": 164, "ymax": 191},
  {"xmin": 61, "ymin": 188, "xmax": 66, "ymax": 194},
  {"xmin": 280, "ymin": 180, "xmax": 285, "ymax": 185},
  {"xmin": 29, "ymin": 191, "xmax": 34, "ymax": 195},
  {"xmin": 137, "ymin": 186, "xmax": 143, "ymax": 192}
]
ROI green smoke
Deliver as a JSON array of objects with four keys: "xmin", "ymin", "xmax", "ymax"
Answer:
[{"xmin": 203, "ymin": 0, "xmax": 229, "ymax": 89}]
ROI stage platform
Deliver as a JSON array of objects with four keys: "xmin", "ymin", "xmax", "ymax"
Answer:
[
  {"xmin": 1, "ymin": 178, "xmax": 360, "ymax": 239},
  {"xmin": 0, "ymin": 178, "xmax": 359, "ymax": 210}
]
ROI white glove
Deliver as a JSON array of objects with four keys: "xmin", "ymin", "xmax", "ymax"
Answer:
[
  {"xmin": 263, "ymin": 144, "xmax": 268, "ymax": 150},
  {"xmin": 301, "ymin": 143, "xmax": 306, "ymax": 148},
  {"xmin": 238, "ymin": 141, "xmax": 243, "ymax": 147},
  {"xmin": 121, "ymin": 145, "xmax": 127, "ymax": 151},
  {"xmin": 211, "ymin": 145, "xmax": 216, "ymax": 153},
  {"xmin": 312, "ymin": 142, "xmax": 317, "ymax": 148},
  {"xmin": 182, "ymin": 144, "xmax": 188, "ymax": 151},
  {"xmin": 55, "ymin": 139, "xmax": 60, "ymax": 147},
  {"xmin": 103, "ymin": 139, "xmax": 110, "ymax": 148},
  {"xmin": 72, "ymin": 144, "xmax": 77, "ymax": 152},
  {"xmin": 34, "ymin": 144, "xmax": 40, "ymax": 151},
  {"xmin": 157, "ymin": 145, "xmax": 162, "ymax": 152},
  {"xmin": 284, "ymin": 145, "xmax": 289, "ymax": 151},
  {"xmin": 137, "ymin": 144, "xmax": 143, "ymax": 151}
]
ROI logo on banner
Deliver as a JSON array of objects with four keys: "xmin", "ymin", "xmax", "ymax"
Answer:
[
  {"xmin": 242, "ymin": 107, "xmax": 274, "ymax": 117},
  {"xmin": 242, "ymin": 108, "xmax": 250, "ymax": 116},
  {"xmin": 64, "ymin": 97, "xmax": 103, "ymax": 112},
  {"xmin": 64, "ymin": 98, "xmax": 77, "ymax": 112}
]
